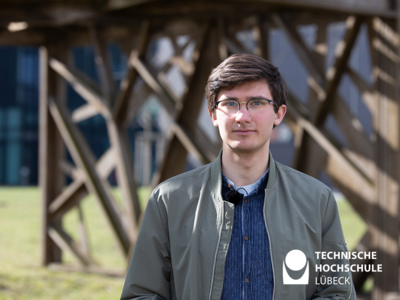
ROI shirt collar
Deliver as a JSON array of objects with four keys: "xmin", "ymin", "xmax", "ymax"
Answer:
[
  {"xmin": 210, "ymin": 149, "xmax": 277, "ymax": 200},
  {"xmin": 222, "ymin": 169, "xmax": 269, "ymax": 196}
]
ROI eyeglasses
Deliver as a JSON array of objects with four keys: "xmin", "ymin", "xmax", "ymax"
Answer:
[{"xmin": 214, "ymin": 99, "xmax": 277, "ymax": 115}]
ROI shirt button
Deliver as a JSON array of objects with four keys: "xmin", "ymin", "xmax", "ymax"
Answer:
[
  {"xmin": 245, "ymin": 278, "xmax": 249, "ymax": 283},
  {"xmin": 244, "ymin": 198, "xmax": 248, "ymax": 203},
  {"xmin": 228, "ymin": 184, "xmax": 232, "ymax": 188},
  {"xmin": 245, "ymin": 236, "xmax": 249, "ymax": 241}
]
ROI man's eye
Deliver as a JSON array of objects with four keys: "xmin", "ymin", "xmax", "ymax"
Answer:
[
  {"xmin": 222, "ymin": 101, "xmax": 238, "ymax": 107},
  {"xmin": 250, "ymin": 100, "xmax": 264, "ymax": 106}
]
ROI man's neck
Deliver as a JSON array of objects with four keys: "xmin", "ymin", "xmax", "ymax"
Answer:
[{"xmin": 221, "ymin": 146, "xmax": 270, "ymax": 187}]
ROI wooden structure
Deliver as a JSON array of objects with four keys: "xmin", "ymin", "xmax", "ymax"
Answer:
[{"xmin": 1, "ymin": 0, "xmax": 399, "ymax": 298}]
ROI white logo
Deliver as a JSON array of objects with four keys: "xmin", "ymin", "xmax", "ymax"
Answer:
[{"xmin": 283, "ymin": 249, "xmax": 309, "ymax": 285}]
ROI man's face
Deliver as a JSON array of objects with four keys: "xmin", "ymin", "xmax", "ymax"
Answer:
[{"xmin": 209, "ymin": 80, "xmax": 286, "ymax": 155}]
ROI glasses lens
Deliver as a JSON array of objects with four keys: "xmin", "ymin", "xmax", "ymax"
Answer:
[
  {"xmin": 217, "ymin": 100, "xmax": 239, "ymax": 114},
  {"xmin": 247, "ymin": 99, "xmax": 270, "ymax": 112}
]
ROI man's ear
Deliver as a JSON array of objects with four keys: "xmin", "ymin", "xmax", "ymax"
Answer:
[
  {"xmin": 274, "ymin": 105, "xmax": 287, "ymax": 126},
  {"xmin": 208, "ymin": 109, "xmax": 218, "ymax": 127}
]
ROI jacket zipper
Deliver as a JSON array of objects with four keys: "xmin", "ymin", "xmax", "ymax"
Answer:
[
  {"xmin": 263, "ymin": 192, "xmax": 275, "ymax": 300},
  {"xmin": 209, "ymin": 202, "xmax": 224, "ymax": 300}
]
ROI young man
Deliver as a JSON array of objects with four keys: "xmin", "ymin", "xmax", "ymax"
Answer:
[{"xmin": 121, "ymin": 54, "xmax": 356, "ymax": 300}]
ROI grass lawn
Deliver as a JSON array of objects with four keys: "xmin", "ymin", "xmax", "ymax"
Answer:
[
  {"xmin": 0, "ymin": 187, "xmax": 366, "ymax": 299},
  {"xmin": 336, "ymin": 197, "xmax": 367, "ymax": 251},
  {"xmin": 0, "ymin": 187, "xmax": 150, "ymax": 300}
]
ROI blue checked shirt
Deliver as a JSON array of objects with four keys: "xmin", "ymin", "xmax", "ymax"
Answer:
[{"xmin": 220, "ymin": 170, "xmax": 274, "ymax": 300}]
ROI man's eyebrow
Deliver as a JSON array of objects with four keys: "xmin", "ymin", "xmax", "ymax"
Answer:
[
  {"xmin": 246, "ymin": 96, "xmax": 273, "ymax": 101},
  {"xmin": 219, "ymin": 96, "xmax": 273, "ymax": 101},
  {"xmin": 219, "ymin": 96, "xmax": 239, "ymax": 101}
]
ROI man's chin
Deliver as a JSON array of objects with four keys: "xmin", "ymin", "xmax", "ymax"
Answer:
[{"xmin": 227, "ymin": 143, "xmax": 263, "ymax": 154}]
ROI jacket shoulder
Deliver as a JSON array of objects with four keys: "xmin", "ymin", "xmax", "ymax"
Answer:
[
  {"xmin": 274, "ymin": 161, "xmax": 337, "ymax": 228},
  {"xmin": 275, "ymin": 161, "xmax": 332, "ymax": 196},
  {"xmin": 152, "ymin": 163, "xmax": 212, "ymax": 196}
]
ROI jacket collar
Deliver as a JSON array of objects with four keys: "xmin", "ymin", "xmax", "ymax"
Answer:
[{"xmin": 210, "ymin": 149, "xmax": 277, "ymax": 199}]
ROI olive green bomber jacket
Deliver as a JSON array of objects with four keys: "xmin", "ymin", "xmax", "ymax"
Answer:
[{"xmin": 120, "ymin": 152, "xmax": 356, "ymax": 300}]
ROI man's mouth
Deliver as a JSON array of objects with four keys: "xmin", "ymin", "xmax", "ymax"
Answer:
[{"xmin": 234, "ymin": 130, "xmax": 255, "ymax": 134}]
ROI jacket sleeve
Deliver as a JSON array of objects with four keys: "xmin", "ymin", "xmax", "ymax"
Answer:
[
  {"xmin": 311, "ymin": 192, "xmax": 357, "ymax": 300},
  {"xmin": 120, "ymin": 190, "xmax": 172, "ymax": 300}
]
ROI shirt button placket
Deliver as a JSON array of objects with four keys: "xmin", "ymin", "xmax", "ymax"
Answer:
[{"xmin": 243, "ymin": 195, "xmax": 250, "ymax": 300}]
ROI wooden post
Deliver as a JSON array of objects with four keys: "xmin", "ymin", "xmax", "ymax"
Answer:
[{"xmin": 39, "ymin": 45, "xmax": 66, "ymax": 266}]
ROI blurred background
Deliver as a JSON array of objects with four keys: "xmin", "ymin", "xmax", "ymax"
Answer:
[{"xmin": 0, "ymin": 0, "xmax": 399, "ymax": 299}]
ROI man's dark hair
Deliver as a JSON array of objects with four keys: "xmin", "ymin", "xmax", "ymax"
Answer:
[{"xmin": 205, "ymin": 53, "xmax": 288, "ymax": 113}]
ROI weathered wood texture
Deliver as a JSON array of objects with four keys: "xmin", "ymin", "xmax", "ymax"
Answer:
[
  {"xmin": 5, "ymin": 0, "xmax": 400, "ymax": 296},
  {"xmin": 39, "ymin": 45, "xmax": 65, "ymax": 266},
  {"xmin": 369, "ymin": 17, "xmax": 400, "ymax": 300}
]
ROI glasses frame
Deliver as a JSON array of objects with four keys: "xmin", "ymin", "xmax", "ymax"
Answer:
[{"xmin": 214, "ymin": 98, "xmax": 277, "ymax": 114}]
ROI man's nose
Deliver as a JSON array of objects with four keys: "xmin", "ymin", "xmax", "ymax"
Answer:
[{"xmin": 235, "ymin": 104, "xmax": 251, "ymax": 122}]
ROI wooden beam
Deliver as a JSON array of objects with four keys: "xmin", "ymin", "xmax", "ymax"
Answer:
[
  {"xmin": 151, "ymin": 133, "xmax": 187, "ymax": 186},
  {"xmin": 49, "ymin": 58, "xmax": 110, "ymax": 119},
  {"xmin": 130, "ymin": 57, "xmax": 177, "ymax": 118},
  {"xmin": 106, "ymin": 119, "xmax": 142, "ymax": 243},
  {"xmin": 285, "ymin": 103, "xmax": 375, "ymax": 222},
  {"xmin": 217, "ymin": 18, "xmax": 228, "ymax": 61},
  {"xmin": 59, "ymin": 160, "xmax": 81, "ymax": 180},
  {"xmin": 308, "ymin": 18, "xmax": 328, "ymax": 117},
  {"xmin": 50, "ymin": 147, "xmax": 120, "ymax": 222},
  {"xmin": 154, "ymin": 23, "xmax": 221, "ymax": 185},
  {"xmin": 179, "ymin": 23, "xmax": 216, "ymax": 131},
  {"xmin": 293, "ymin": 132, "xmax": 326, "ymax": 178},
  {"xmin": 48, "ymin": 98, "xmax": 130, "ymax": 257},
  {"xmin": 349, "ymin": 232, "xmax": 372, "ymax": 292},
  {"xmin": 272, "ymin": 13, "xmax": 323, "ymax": 84},
  {"xmin": 0, "ymin": 28, "xmax": 48, "ymax": 45},
  {"xmin": 113, "ymin": 21, "xmax": 150, "ymax": 124},
  {"xmin": 39, "ymin": 46, "xmax": 64, "ymax": 266},
  {"xmin": 229, "ymin": 0, "xmax": 396, "ymax": 18},
  {"xmin": 90, "ymin": 23, "xmax": 145, "ymax": 245},
  {"xmin": 315, "ymin": 16, "xmax": 363, "ymax": 126},
  {"xmin": 106, "ymin": 0, "xmax": 158, "ymax": 10},
  {"xmin": 96, "ymin": 147, "xmax": 117, "ymax": 179},
  {"xmin": 48, "ymin": 178, "xmax": 87, "ymax": 220},
  {"xmin": 123, "ymin": 82, "xmax": 152, "ymax": 128},
  {"xmin": 223, "ymin": 37, "xmax": 248, "ymax": 55},
  {"xmin": 277, "ymin": 14, "xmax": 373, "ymax": 165},
  {"xmin": 171, "ymin": 123, "xmax": 205, "ymax": 164},
  {"xmin": 294, "ymin": 19, "xmax": 327, "ymax": 172},
  {"xmin": 158, "ymin": 71, "xmax": 181, "ymax": 104},
  {"xmin": 166, "ymin": 56, "xmax": 195, "ymax": 76},
  {"xmin": 0, "ymin": 0, "xmax": 395, "ymax": 39},
  {"xmin": 191, "ymin": 125, "xmax": 220, "ymax": 162},
  {"xmin": 77, "ymin": 203, "xmax": 91, "ymax": 258},
  {"xmin": 346, "ymin": 66, "xmax": 377, "ymax": 119},
  {"xmin": 89, "ymin": 25, "xmax": 116, "ymax": 107},
  {"xmin": 72, "ymin": 103, "xmax": 99, "ymax": 123},
  {"xmin": 331, "ymin": 95, "xmax": 374, "ymax": 161},
  {"xmin": 256, "ymin": 18, "xmax": 269, "ymax": 59},
  {"xmin": 48, "ymin": 226, "xmax": 95, "ymax": 266}
]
